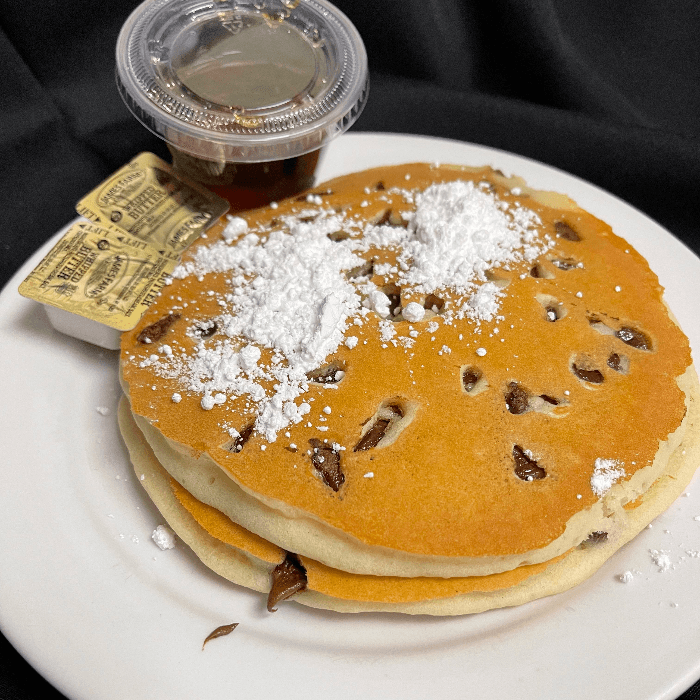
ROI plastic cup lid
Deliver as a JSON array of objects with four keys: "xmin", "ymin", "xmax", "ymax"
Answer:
[{"xmin": 116, "ymin": 0, "xmax": 369, "ymax": 163}]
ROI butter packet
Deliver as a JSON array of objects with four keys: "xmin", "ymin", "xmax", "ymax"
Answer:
[
  {"xmin": 19, "ymin": 220, "xmax": 176, "ymax": 332},
  {"xmin": 76, "ymin": 152, "xmax": 229, "ymax": 258}
]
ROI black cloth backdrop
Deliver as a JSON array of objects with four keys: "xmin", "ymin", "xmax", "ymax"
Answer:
[{"xmin": 1, "ymin": 0, "xmax": 700, "ymax": 697}]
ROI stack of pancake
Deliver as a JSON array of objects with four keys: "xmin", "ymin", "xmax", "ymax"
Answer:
[{"xmin": 118, "ymin": 163, "xmax": 699, "ymax": 614}]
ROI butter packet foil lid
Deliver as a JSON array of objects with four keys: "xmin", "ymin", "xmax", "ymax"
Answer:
[
  {"xmin": 19, "ymin": 221, "xmax": 176, "ymax": 331},
  {"xmin": 115, "ymin": 0, "xmax": 368, "ymax": 163},
  {"xmin": 76, "ymin": 152, "xmax": 229, "ymax": 257}
]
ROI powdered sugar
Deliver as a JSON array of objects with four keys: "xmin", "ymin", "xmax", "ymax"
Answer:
[
  {"xmin": 649, "ymin": 549, "xmax": 672, "ymax": 572},
  {"xmin": 151, "ymin": 524, "xmax": 176, "ymax": 550},
  {"xmin": 591, "ymin": 458, "xmax": 626, "ymax": 497},
  {"xmin": 397, "ymin": 180, "xmax": 543, "ymax": 293},
  {"xmin": 402, "ymin": 301, "xmax": 425, "ymax": 322}
]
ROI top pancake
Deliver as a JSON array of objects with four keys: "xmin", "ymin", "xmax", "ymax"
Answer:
[{"xmin": 120, "ymin": 163, "xmax": 692, "ymax": 575}]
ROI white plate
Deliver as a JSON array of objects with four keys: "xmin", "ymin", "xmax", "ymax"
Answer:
[{"xmin": 2, "ymin": 133, "xmax": 700, "ymax": 700}]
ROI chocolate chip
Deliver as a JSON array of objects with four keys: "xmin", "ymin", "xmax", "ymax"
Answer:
[
  {"xmin": 354, "ymin": 419, "xmax": 391, "ymax": 452},
  {"xmin": 137, "ymin": 313, "xmax": 181, "ymax": 343},
  {"xmin": 587, "ymin": 531, "xmax": 608, "ymax": 544},
  {"xmin": 306, "ymin": 363, "xmax": 344, "ymax": 384},
  {"xmin": 513, "ymin": 445, "xmax": 546, "ymax": 481},
  {"xmin": 223, "ymin": 424, "xmax": 254, "ymax": 453},
  {"xmin": 579, "ymin": 531, "xmax": 608, "ymax": 549},
  {"xmin": 381, "ymin": 283, "xmax": 402, "ymax": 317},
  {"xmin": 572, "ymin": 363, "xmax": 604, "ymax": 384},
  {"xmin": 328, "ymin": 230, "xmax": 350, "ymax": 242},
  {"xmin": 545, "ymin": 305, "xmax": 560, "ymax": 322},
  {"xmin": 462, "ymin": 367, "xmax": 482, "ymax": 393},
  {"xmin": 309, "ymin": 438, "xmax": 344, "ymax": 491},
  {"xmin": 267, "ymin": 553, "xmax": 307, "ymax": 612},
  {"xmin": 386, "ymin": 403, "xmax": 404, "ymax": 418},
  {"xmin": 616, "ymin": 326, "xmax": 652, "ymax": 351},
  {"xmin": 551, "ymin": 258, "xmax": 578, "ymax": 270},
  {"xmin": 375, "ymin": 181, "xmax": 386, "ymax": 190},
  {"xmin": 423, "ymin": 293, "xmax": 445, "ymax": 312},
  {"xmin": 194, "ymin": 320, "xmax": 218, "ymax": 339},
  {"xmin": 555, "ymin": 221, "xmax": 581, "ymax": 241},
  {"xmin": 540, "ymin": 394, "xmax": 559, "ymax": 405},
  {"xmin": 607, "ymin": 353, "xmax": 622, "ymax": 371},
  {"xmin": 373, "ymin": 208, "xmax": 393, "ymax": 226},
  {"xmin": 505, "ymin": 382, "xmax": 530, "ymax": 414}
]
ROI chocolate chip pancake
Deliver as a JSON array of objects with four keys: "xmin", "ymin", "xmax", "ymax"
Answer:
[{"xmin": 119, "ymin": 163, "xmax": 698, "ymax": 595}]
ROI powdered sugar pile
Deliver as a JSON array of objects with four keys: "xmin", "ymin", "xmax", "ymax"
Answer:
[
  {"xmin": 398, "ymin": 180, "xmax": 542, "ymax": 292},
  {"xmin": 591, "ymin": 458, "xmax": 626, "ymax": 497},
  {"xmin": 141, "ymin": 177, "xmax": 548, "ymax": 441},
  {"xmin": 151, "ymin": 524, "xmax": 176, "ymax": 550},
  {"xmin": 649, "ymin": 549, "xmax": 672, "ymax": 572}
]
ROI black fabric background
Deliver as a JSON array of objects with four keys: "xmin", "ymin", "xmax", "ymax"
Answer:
[{"xmin": 1, "ymin": 0, "xmax": 700, "ymax": 697}]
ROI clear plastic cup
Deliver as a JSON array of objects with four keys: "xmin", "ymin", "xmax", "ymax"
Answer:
[{"xmin": 116, "ymin": 0, "xmax": 368, "ymax": 210}]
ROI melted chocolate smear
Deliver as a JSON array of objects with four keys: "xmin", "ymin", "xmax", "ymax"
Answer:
[
  {"xmin": 555, "ymin": 221, "xmax": 581, "ymax": 241},
  {"xmin": 607, "ymin": 353, "xmax": 622, "ymax": 371},
  {"xmin": 306, "ymin": 364, "xmax": 344, "ymax": 384},
  {"xmin": 572, "ymin": 363, "xmax": 604, "ymax": 384},
  {"xmin": 540, "ymin": 394, "xmax": 559, "ymax": 405},
  {"xmin": 505, "ymin": 382, "xmax": 530, "ymax": 414},
  {"xmin": 571, "ymin": 363, "xmax": 605, "ymax": 384},
  {"xmin": 202, "ymin": 623, "xmax": 239, "ymax": 650},
  {"xmin": 462, "ymin": 367, "xmax": 482, "ymax": 393},
  {"xmin": 616, "ymin": 326, "xmax": 652, "ymax": 351},
  {"xmin": 267, "ymin": 553, "xmax": 308, "ymax": 612},
  {"xmin": 354, "ymin": 418, "xmax": 391, "ymax": 452},
  {"xmin": 513, "ymin": 445, "xmax": 546, "ymax": 481},
  {"xmin": 423, "ymin": 293, "xmax": 445, "ymax": 312},
  {"xmin": 309, "ymin": 438, "xmax": 344, "ymax": 491},
  {"xmin": 137, "ymin": 313, "xmax": 180, "ymax": 343},
  {"xmin": 195, "ymin": 320, "xmax": 218, "ymax": 339}
]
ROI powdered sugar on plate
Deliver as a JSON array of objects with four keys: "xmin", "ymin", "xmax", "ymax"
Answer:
[{"xmin": 139, "ymin": 176, "xmax": 549, "ymax": 441}]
